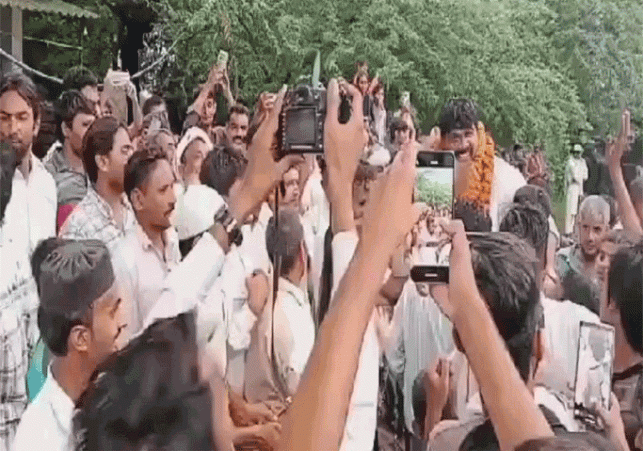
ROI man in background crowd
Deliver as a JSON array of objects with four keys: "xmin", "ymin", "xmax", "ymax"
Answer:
[{"xmin": 45, "ymin": 90, "xmax": 96, "ymax": 229}]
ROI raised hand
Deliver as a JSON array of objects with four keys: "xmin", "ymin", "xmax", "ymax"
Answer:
[
  {"xmin": 360, "ymin": 140, "xmax": 421, "ymax": 261},
  {"xmin": 230, "ymin": 86, "xmax": 303, "ymax": 223}
]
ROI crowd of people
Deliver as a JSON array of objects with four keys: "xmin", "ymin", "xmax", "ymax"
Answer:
[{"xmin": 0, "ymin": 58, "xmax": 641, "ymax": 451}]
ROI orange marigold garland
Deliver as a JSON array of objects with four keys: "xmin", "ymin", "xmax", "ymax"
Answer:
[{"xmin": 458, "ymin": 121, "xmax": 495, "ymax": 212}]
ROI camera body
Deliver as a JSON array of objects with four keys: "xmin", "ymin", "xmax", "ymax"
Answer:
[{"xmin": 278, "ymin": 84, "xmax": 326, "ymax": 157}]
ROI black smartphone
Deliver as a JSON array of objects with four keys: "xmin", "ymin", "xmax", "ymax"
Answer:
[
  {"xmin": 410, "ymin": 151, "xmax": 455, "ymax": 283},
  {"xmin": 573, "ymin": 321, "xmax": 615, "ymax": 427}
]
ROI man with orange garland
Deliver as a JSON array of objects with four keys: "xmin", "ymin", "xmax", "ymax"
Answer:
[{"xmin": 423, "ymin": 99, "xmax": 526, "ymax": 231}]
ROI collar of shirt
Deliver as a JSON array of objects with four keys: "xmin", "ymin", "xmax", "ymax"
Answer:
[
  {"xmin": 43, "ymin": 367, "xmax": 75, "ymax": 438},
  {"xmin": 13, "ymin": 153, "xmax": 45, "ymax": 184},
  {"xmin": 134, "ymin": 222, "xmax": 180, "ymax": 267},
  {"xmin": 278, "ymin": 277, "xmax": 306, "ymax": 308},
  {"xmin": 88, "ymin": 185, "xmax": 134, "ymax": 229},
  {"xmin": 46, "ymin": 144, "xmax": 86, "ymax": 177}
]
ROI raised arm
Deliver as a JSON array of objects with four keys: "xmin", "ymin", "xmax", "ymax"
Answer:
[
  {"xmin": 438, "ymin": 221, "xmax": 554, "ymax": 451},
  {"xmin": 607, "ymin": 109, "xmax": 643, "ymax": 238},
  {"xmin": 279, "ymin": 83, "xmax": 419, "ymax": 449}
]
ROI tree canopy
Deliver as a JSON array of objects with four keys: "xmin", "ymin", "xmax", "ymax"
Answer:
[{"xmin": 20, "ymin": 0, "xmax": 643, "ymax": 198}]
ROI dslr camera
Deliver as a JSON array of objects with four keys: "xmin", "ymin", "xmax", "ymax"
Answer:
[{"xmin": 278, "ymin": 84, "xmax": 326, "ymax": 157}]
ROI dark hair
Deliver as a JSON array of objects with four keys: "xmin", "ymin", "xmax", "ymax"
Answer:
[
  {"xmin": 74, "ymin": 312, "xmax": 215, "ymax": 450},
  {"xmin": 499, "ymin": 202, "xmax": 550, "ymax": 260},
  {"xmin": 62, "ymin": 66, "xmax": 98, "ymax": 92},
  {"xmin": 389, "ymin": 118, "xmax": 410, "ymax": 142},
  {"xmin": 142, "ymin": 95, "xmax": 165, "ymax": 117},
  {"xmin": 55, "ymin": 90, "xmax": 94, "ymax": 139},
  {"xmin": 601, "ymin": 194, "xmax": 618, "ymax": 228},
  {"xmin": 453, "ymin": 200, "xmax": 492, "ymax": 232},
  {"xmin": 468, "ymin": 233, "xmax": 541, "ymax": 381},
  {"xmin": 32, "ymin": 238, "xmax": 93, "ymax": 356},
  {"xmin": 279, "ymin": 164, "xmax": 300, "ymax": 197},
  {"xmin": 607, "ymin": 240, "xmax": 643, "ymax": 354},
  {"xmin": 438, "ymin": 99, "xmax": 480, "ymax": 136},
  {"xmin": 228, "ymin": 103, "xmax": 249, "ymax": 120},
  {"xmin": 562, "ymin": 271, "xmax": 600, "ymax": 315},
  {"xmin": 266, "ymin": 208, "xmax": 304, "ymax": 277},
  {"xmin": 0, "ymin": 141, "xmax": 17, "ymax": 223},
  {"xmin": 412, "ymin": 372, "xmax": 427, "ymax": 437},
  {"xmin": 514, "ymin": 185, "xmax": 552, "ymax": 218},
  {"xmin": 515, "ymin": 433, "xmax": 614, "ymax": 451},
  {"xmin": 0, "ymin": 72, "xmax": 41, "ymax": 122},
  {"xmin": 630, "ymin": 176, "xmax": 643, "ymax": 205},
  {"xmin": 124, "ymin": 148, "xmax": 169, "ymax": 204},
  {"xmin": 82, "ymin": 117, "xmax": 127, "ymax": 184},
  {"xmin": 200, "ymin": 146, "xmax": 247, "ymax": 197}
]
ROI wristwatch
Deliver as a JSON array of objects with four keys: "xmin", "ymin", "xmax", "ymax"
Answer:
[{"xmin": 214, "ymin": 205, "xmax": 243, "ymax": 247}]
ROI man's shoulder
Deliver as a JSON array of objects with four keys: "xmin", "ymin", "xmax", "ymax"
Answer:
[{"xmin": 13, "ymin": 394, "xmax": 58, "ymax": 449}]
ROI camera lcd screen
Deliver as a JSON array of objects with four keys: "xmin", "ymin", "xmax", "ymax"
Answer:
[{"xmin": 285, "ymin": 108, "xmax": 317, "ymax": 148}]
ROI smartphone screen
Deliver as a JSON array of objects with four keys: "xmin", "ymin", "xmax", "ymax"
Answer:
[
  {"xmin": 574, "ymin": 321, "xmax": 615, "ymax": 425},
  {"xmin": 410, "ymin": 152, "xmax": 455, "ymax": 283}
]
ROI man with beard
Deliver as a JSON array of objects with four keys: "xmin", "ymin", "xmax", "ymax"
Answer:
[
  {"xmin": 423, "ymin": 99, "xmax": 526, "ymax": 231},
  {"xmin": 556, "ymin": 195, "xmax": 610, "ymax": 314},
  {"xmin": 45, "ymin": 90, "xmax": 96, "ymax": 229},
  {"xmin": 60, "ymin": 117, "xmax": 136, "ymax": 250},
  {"xmin": 0, "ymin": 72, "xmax": 57, "ymax": 254},
  {"xmin": 0, "ymin": 141, "xmax": 39, "ymax": 451},
  {"xmin": 225, "ymin": 103, "xmax": 250, "ymax": 159},
  {"xmin": 111, "ymin": 148, "xmax": 181, "ymax": 341},
  {"xmin": 13, "ymin": 239, "xmax": 126, "ymax": 450}
]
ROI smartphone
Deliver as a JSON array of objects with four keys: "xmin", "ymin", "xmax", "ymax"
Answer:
[
  {"xmin": 217, "ymin": 50, "xmax": 229, "ymax": 70},
  {"xmin": 573, "ymin": 321, "xmax": 615, "ymax": 425},
  {"xmin": 410, "ymin": 151, "xmax": 455, "ymax": 283}
]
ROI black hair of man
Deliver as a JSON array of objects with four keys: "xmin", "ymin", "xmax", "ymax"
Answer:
[
  {"xmin": 630, "ymin": 175, "xmax": 643, "ymax": 206},
  {"xmin": 607, "ymin": 240, "xmax": 643, "ymax": 354},
  {"xmin": 142, "ymin": 94, "xmax": 165, "ymax": 117},
  {"xmin": 82, "ymin": 116, "xmax": 127, "ymax": 184},
  {"xmin": 514, "ymin": 433, "xmax": 615, "ymax": 451},
  {"xmin": 124, "ymin": 147, "xmax": 169, "ymax": 204},
  {"xmin": 33, "ymin": 238, "xmax": 115, "ymax": 356},
  {"xmin": 0, "ymin": 141, "xmax": 18, "ymax": 223},
  {"xmin": 389, "ymin": 117, "xmax": 410, "ymax": 142},
  {"xmin": 601, "ymin": 194, "xmax": 618, "ymax": 229},
  {"xmin": 438, "ymin": 99, "xmax": 480, "ymax": 136},
  {"xmin": 467, "ymin": 232, "xmax": 541, "ymax": 382},
  {"xmin": 513, "ymin": 185, "xmax": 552, "ymax": 218},
  {"xmin": 499, "ymin": 202, "xmax": 550, "ymax": 261},
  {"xmin": 412, "ymin": 371, "xmax": 427, "ymax": 437},
  {"xmin": 55, "ymin": 90, "xmax": 95, "ymax": 141},
  {"xmin": 563, "ymin": 270, "xmax": 600, "ymax": 314},
  {"xmin": 453, "ymin": 200, "xmax": 492, "ymax": 232},
  {"xmin": 0, "ymin": 71, "xmax": 41, "ymax": 122},
  {"xmin": 62, "ymin": 66, "xmax": 98, "ymax": 92},
  {"xmin": 228, "ymin": 103, "xmax": 249, "ymax": 121},
  {"xmin": 266, "ymin": 208, "xmax": 305, "ymax": 277},
  {"xmin": 74, "ymin": 311, "xmax": 215, "ymax": 450},
  {"xmin": 199, "ymin": 145, "xmax": 247, "ymax": 197}
]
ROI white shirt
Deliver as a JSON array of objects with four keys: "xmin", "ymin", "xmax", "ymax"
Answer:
[
  {"xmin": 385, "ymin": 281, "xmax": 454, "ymax": 434},
  {"xmin": 273, "ymin": 277, "xmax": 315, "ymax": 397},
  {"xmin": 491, "ymin": 156, "xmax": 526, "ymax": 231},
  {"xmin": 331, "ymin": 231, "xmax": 379, "ymax": 451},
  {"xmin": 13, "ymin": 369, "xmax": 75, "ymax": 451},
  {"xmin": 12, "ymin": 154, "xmax": 56, "ymax": 254},
  {"xmin": 112, "ymin": 224, "xmax": 181, "ymax": 341}
]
